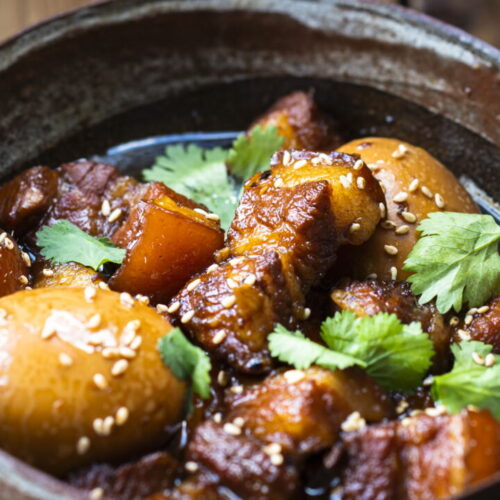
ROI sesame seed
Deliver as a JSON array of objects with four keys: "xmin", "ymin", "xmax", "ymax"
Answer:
[
  {"xmin": 264, "ymin": 443, "xmax": 282, "ymax": 455},
  {"xmin": 434, "ymin": 193, "xmax": 445, "ymax": 209},
  {"xmin": 213, "ymin": 330, "xmax": 227, "ymax": 345},
  {"xmin": 101, "ymin": 200, "xmax": 111, "ymax": 217},
  {"xmin": 390, "ymin": 266, "xmax": 398, "ymax": 280},
  {"xmin": 213, "ymin": 412, "xmax": 222, "ymax": 423},
  {"xmin": 284, "ymin": 370, "xmax": 305, "ymax": 384},
  {"xmin": 408, "ymin": 178, "xmax": 420, "ymax": 192},
  {"xmin": 98, "ymin": 282, "xmax": 110, "ymax": 291},
  {"xmin": 230, "ymin": 385, "xmax": 243, "ymax": 394},
  {"xmin": 223, "ymin": 422, "xmax": 242, "ymax": 436},
  {"xmin": 222, "ymin": 295, "xmax": 236, "ymax": 309},
  {"xmin": 346, "ymin": 172, "xmax": 353, "ymax": 183},
  {"xmin": 395, "ymin": 225, "xmax": 410, "ymax": 235},
  {"xmin": 59, "ymin": 353, "xmax": 73, "ymax": 367},
  {"xmin": 477, "ymin": 305, "xmax": 490, "ymax": 314},
  {"xmin": 166, "ymin": 302, "xmax": 180, "ymax": 314},
  {"xmin": 181, "ymin": 310, "xmax": 195, "ymax": 323},
  {"xmin": 457, "ymin": 329, "xmax": 471, "ymax": 341},
  {"xmin": 274, "ymin": 178, "xmax": 284, "ymax": 188},
  {"xmin": 101, "ymin": 347, "xmax": 119, "ymax": 359},
  {"xmin": 4, "ymin": 238, "xmax": 14, "ymax": 250},
  {"xmin": 84, "ymin": 286, "xmax": 97, "ymax": 303},
  {"xmin": 119, "ymin": 346, "xmax": 136, "ymax": 359},
  {"xmin": 119, "ymin": 292, "xmax": 134, "ymax": 308},
  {"xmin": 233, "ymin": 417, "xmax": 245, "ymax": 428},
  {"xmin": 135, "ymin": 294, "xmax": 150, "ymax": 305},
  {"xmin": 217, "ymin": 370, "xmax": 229, "ymax": 387},
  {"xmin": 194, "ymin": 208, "xmax": 209, "ymax": 217},
  {"xmin": 270, "ymin": 453, "xmax": 284, "ymax": 466},
  {"xmin": 392, "ymin": 144, "xmax": 408, "ymax": 159},
  {"xmin": 186, "ymin": 278, "xmax": 201, "ymax": 292},
  {"xmin": 227, "ymin": 278, "xmax": 239, "ymax": 289},
  {"xmin": 115, "ymin": 406, "xmax": 129, "ymax": 426},
  {"xmin": 384, "ymin": 245, "xmax": 398, "ymax": 255},
  {"xmin": 341, "ymin": 411, "xmax": 366, "ymax": 432},
  {"xmin": 401, "ymin": 211, "xmax": 417, "ymax": 223},
  {"xmin": 302, "ymin": 307, "xmax": 311, "ymax": 320},
  {"xmin": 19, "ymin": 275, "xmax": 28, "ymax": 285},
  {"xmin": 339, "ymin": 175, "xmax": 351, "ymax": 188},
  {"xmin": 356, "ymin": 177, "xmax": 366, "ymax": 189},
  {"xmin": 425, "ymin": 406, "xmax": 447, "ymax": 417},
  {"xmin": 349, "ymin": 223, "xmax": 361, "ymax": 233},
  {"xmin": 111, "ymin": 359, "xmax": 129, "ymax": 377},
  {"xmin": 421, "ymin": 186, "xmax": 433, "ymax": 198},
  {"xmin": 129, "ymin": 335, "xmax": 142, "ymax": 351},
  {"xmin": 353, "ymin": 159, "xmax": 364, "ymax": 170},
  {"xmin": 244, "ymin": 274, "xmax": 257, "ymax": 286},
  {"xmin": 89, "ymin": 487, "xmax": 104, "ymax": 500},
  {"xmin": 93, "ymin": 373, "xmax": 108, "ymax": 390},
  {"xmin": 102, "ymin": 416, "xmax": 114, "ymax": 435},
  {"xmin": 485, "ymin": 353, "xmax": 496, "ymax": 367},
  {"xmin": 379, "ymin": 203, "xmax": 386, "ymax": 218},
  {"xmin": 21, "ymin": 252, "xmax": 31, "ymax": 267},
  {"xmin": 468, "ymin": 307, "xmax": 478, "ymax": 315},
  {"xmin": 282, "ymin": 151, "xmax": 291, "ymax": 166},
  {"xmin": 229, "ymin": 257, "xmax": 245, "ymax": 267},
  {"xmin": 77, "ymin": 436, "xmax": 90, "ymax": 455},
  {"xmin": 207, "ymin": 263, "xmax": 219, "ymax": 273},
  {"xmin": 396, "ymin": 400, "xmax": 409, "ymax": 414},
  {"xmin": 88, "ymin": 332, "xmax": 104, "ymax": 346},
  {"xmin": 41, "ymin": 322, "xmax": 56, "ymax": 340},
  {"xmin": 366, "ymin": 273, "xmax": 378, "ymax": 279},
  {"xmin": 422, "ymin": 375, "xmax": 434, "ymax": 386},
  {"xmin": 0, "ymin": 233, "xmax": 6, "ymax": 245},
  {"xmin": 381, "ymin": 220, "xmax": 396, "ymax": 230},
  {"xmin": 293, "ymin": 159, "xmax": 307, "ymax": 169},
  {"xmin": 449, "ymin": 316, "xmax": 459, "ymax": 326},
  {"xmin": 108, "ymin": 208, "xmax": 123, "ymax": 223},
  {"xmin": 393, "ymin": 191, "xmax": 408, "ymax": 203},
  {"xmin": 92, "ymin": 418, "xmax": 104, "ymax": 435},
  {"xmin": 206, "ymin": 213, "xmax": 220, "ymax": 222},
  {"xmin": 87, "ymin": 314, "xmax": 102, "ymax": 329},
  {"xmin": 185, "ymin": 461, "xmax": 199, "ymax": 473},
  {"xmin": 472, "ymin": 352, "xmax": 485, "ymax": 365},
  {"xmin": 464, "ymin": 315, "xmax": 473, "ymax": 326},
  {"xmin": 367, "ymin": 163, "xmax": 380, "ymax": 171}
]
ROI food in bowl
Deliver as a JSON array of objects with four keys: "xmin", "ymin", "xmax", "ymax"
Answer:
[{"xmin": 0, "ymin": 91, "xmax": 498, "ymax": 499}]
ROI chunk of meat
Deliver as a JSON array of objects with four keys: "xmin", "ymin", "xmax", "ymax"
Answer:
[
  {"xmin": 453, "ymin": 296, "xmax": 500, "ymax": 353},
  {"xmin": 110, "ymin": 187, "xmax": 224, "ymax": 304},
  {"xmin": 331, "ymin": 279, "xmax": 452, "ymax": 372},
  {"xmin": 152, "ymin": 477, "xmax": 223, "ymax": 500},
  {"xmin": 0, "ymin": 231, "xmax": 29, "ymax": 297},
  {"xmin": 0, "ymin": 166, "xmax": 58, "ymax": 234},
  {"xmin": 250, "ymin": 91, "xmax": 343, "ymax": 150},
  {"xmin": 339, "ymin": 409, "xmax": 500, "ymax": 500},
  {"xmin": 171, "ymin": 151, "xmax": 384, "ymax": 373},
  {"xmin": 32, "ymin": 262, "xmax": 103, "ymax": 289}
]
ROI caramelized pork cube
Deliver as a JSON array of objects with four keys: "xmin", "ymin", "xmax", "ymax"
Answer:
[
  {"xmin": 225, "ymin": 367, "xmax": 393, "ymax": 456},
  {"xmin": 0, "ymin": 166, "xmax": 58, "ymax": 234},
  {"xmin": 331, "ymin": 280, "xmax": 452, "ymax": 372},
  {"xmin": 454, "ymin": 296, "xmax": 500, "ymax": 353},
  {"xmin": 250, "ymin": 91, "xmax": 342, "ymax": 150},
  {"xmin": 186, "ymin": 420, "xmax": 299, "ymax": 500},
  {"xmin": 340, "ymin": 409, "xmax": 500, "ymax": 500},
  {"xmin": 110, "ymin": 192, "xmax": 224, "ymax": 304},
  {"xmin": 0, "ymin": 231, "xmax": 29, "ymax": 297}
]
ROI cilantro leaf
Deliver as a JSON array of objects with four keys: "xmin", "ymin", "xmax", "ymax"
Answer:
[
  {"xmin": 143, "ymin": 144, "xmax": 238, "ymax": 230},
  {"xmin": 404, "ymin": 212, "xmax": 500, "ymax": 313},
  {"xmin": 268, "ymin": 324, "xmax": 364, "ymax": 371},
  {"xmin": 269, "ymin": 312, "xmax": 434, "ymax": 392},
  {"xmin": 36, "ymin": 220, "xmax": 126, "ymax": 271},
  {"xmin": 321, "ymin": 312, "xmax": 434, "ymax": 392},
  {"xmin": 158, "ymin": 327, "xmax": 212, "ymax": 399},
  {"xmin": 432, "ymin": 341, "xmax": 500, "ymax": 419},
  {"xmin": 227, "ymin": 125, "xmax": 284, "ymax": 180}
]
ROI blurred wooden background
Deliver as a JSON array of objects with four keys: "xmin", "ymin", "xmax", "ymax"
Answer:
[{"xmin": 0, "ymin": 0, "xmax": 499, "ymax": 46}]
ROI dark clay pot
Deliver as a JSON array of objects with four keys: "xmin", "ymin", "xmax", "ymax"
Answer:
[{"xmin": 0, "ymin": 1, "xmax": 499, "ymax": 498}]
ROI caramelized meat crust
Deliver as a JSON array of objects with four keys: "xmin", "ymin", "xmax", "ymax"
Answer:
[
  {"xmin": 171, "ymin": 151, "xmax": 384, "ymax": 373},
  {"xmin": 250, "ymin": 90, "xmax": 343, "ymax": 150},
  {"xmin": 0, "ymin": 232, "xmax": 29, "ymax": 297},
  {"xmin": 331, "ymin": 279, "xmax": 452, "ymax": 372},
  {"xmin": 339, "ymin": 409, "xmax": 500, "ymax": 500}
]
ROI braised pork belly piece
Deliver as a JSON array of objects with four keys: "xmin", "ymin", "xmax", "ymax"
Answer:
[{"xmin": 171, "ymin": 150, "xmax": 384, "ymax": 373}]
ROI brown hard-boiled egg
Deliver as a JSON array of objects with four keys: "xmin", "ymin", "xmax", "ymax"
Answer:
[
  {"xmin": 337, "ymin": 137, "xmax": 479, "ymax": 280},
  {"xmin": 0, "ymin": 287, "xmax": 186, "ymax": 476}
]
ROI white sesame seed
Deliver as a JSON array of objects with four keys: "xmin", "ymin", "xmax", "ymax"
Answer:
[
  {"xmin": 485, "ymin": 353, "xmax": 496, "ymax": 367},
  {"xmin": 339, "ymin": 175, "xmax": 351, "ymax": 188},
  {"xmin": 88, "ymin": 332, "xmax": 105, "ymax": 346},
  {"xmin": 115, "ymin": 406, "xmax": 129, "ymax": 426},
  {"xmin": 119, "ymin": 292, "xmax": 134, "ymax": 308},
  {"xmin": 93, "ymin": 373, "xmax": 108, "ymax": 390},
  {"xmin": 341, "ymin": 411, "xmax": 366, "ymax": 432},
  {"xmin": 98, "ymin": 282, "xmax": 110, "ymax": 291},
  {"xmin": 185, "ymin": 461, "xmax": 199, "ymax": 473},
  {"xmin": 227, "ymin": 278, "xmax": 239, "ymax": 289},
  {"xmin": 472, "ymin": 352, "xmax": 485, "ymax": 365},
  {"xmin": 223, "ymin": 422, "xmax": 242, "ymax": 436},
  {"xmin": 122, "ymin": 321, "xmax": 140, "ymax": 344},
  {"xmin": 19, "ymin": 275, "xmax": 28, "ymax": 285},
  {"xmin": 244, "ymin": 274, "xmax": 257, "ymax": 286},
  {"xmin": 186, "ymin": 278, "xmax": 201, "ymax": 292},
  {"xmin": 230, "ymin": 385, "xmax": 243, "ymax": 394},
  {"xmin": 467, "ymin": 405, "xmax": 480, "ymax": 412},
  {"xmin": 435, "ymin": 193, "xmax": 445, "ymax": 209},
  {"xmin": 401, "ymin": 211, "xmax": 417, "ymax": 223},
  {"xmin": 135, "ymin": 294, "xmax": 150, "ymax": 305},
  {"xmin": 393, "ymin": 191, "xmax": 408, "ymax": 203},
  {"xmin": 229, "ymin": 257, "xmax": 245, "ymax": 267},
  {"xmin": 464, "ymin": 315, "xmax": 473, "ymax": 326},
  {"xmin": 41, "ymin": 322, "xmax": 56, "ymax": 340},
  {"xmin": 346, "ymin": 172, "xmax": 353, "ymax": 183},
  {"xmin": 194, "ymin": 208, "xmax": 209, "ymax": 217},
  {"xmin": 129, "ymin": 335, "xmax": 142, "ymax": 351},
  {"xmin": 59, "ymin": 353, "xmax": 73, "ymax": 367},
  {"xmin": 4, "ymin": 238, "xmax": 14, "ymax": 250},
  {"xmin": 274, "ymin": 178, "xmax": 284, "ymax": 188},
  {"xmin": 93, "ymin": 418, "xmax": 104, "ymax": 435},
  {"xmin": 349, "ymin": 223, "xmax": 361, "ymax": 233},
  {"xmin": 233, "ymin": 417, "xmax": 245, "ymax": 428},
  {"xmin": 381, "ymin": 220, "xmax": 396, "ymax": 230},
  {"xmin": 119, "ymin": 346, "xmax": 137, "ymax": 359},
  {"xmin": 213, "ymin": 412, "xmax": 222, "ymax": 423},
  {"xmin": 213, "ymin": 330, "xmax": 227, "ymax": 345},
  {"xmin": 425, "ymin": 406, "xmax": 447, "ymax": 417},
  {"xmin": 366, "ymin": 273, "xmax": 378, "ymax": 279},
  {"xmin": 207, "ymin": 263, "xmax": 219, "ymax": 273},
  {"xmin": 353, "ymin": 159, "xmax": 364, "ymax": 170},
  {"xmin": 270, "ymin": 453, "xmax": 284, "ymax": 466},
  {"xmin": 0, "ymin": 233, "xmax": 6, "ymax": 245},
  {"xmin": 457, "ymin": 329, "xmax": 471, "ymax": 341},
  {"xmin": 101, "ymin": 347, "xmax": 119, "ymax": 359},
  {"xmin": 282, "ymin": 151, "xmax": 291, "ymax": 166},
  {"xmin": 390, "ymin": 266, "xmax": 398, "ymax": 280},
  {"xmin": 102, "ymin": 416, "xmax": 114, "ymax": 435},
  {"xmin": 222, "ymin": 295, "xmax": 236, "ymax": 309},
  {"xmin": 384, "ymin": 245, "xmax": 398, "ymax": 256},
  {"xmin": 421, "ymin": 186, "xmax": 433, "ymax": 199},
  {"xmin": 217, "ymin": 370, "xmax": 229, "ymax": 387},
  {"xmin": 396, "ymin": 400, "xmax": 409, "ymax": 414},
  {"xmin": 101, "ymin": 200, "xmax": 111, "ymax": 217},
  {"xmin": 449, "ymin": 316, "xmax": 460, "ymax": 326},
  {"xmin": 108, "ymin": 208, "xmax": 123, "ymax": 223},
  {"xmin": 422, "ymin": 375, "xmax": 434, "ymax": 386},
  {"xmin": 408, "ymin": 178, "xmax": 420, "ymax": 192},
  {"xmin": 84, "ymin": 286, "xmax": 97, "ymax": 303},
  {"xmin": 77, "ymin": 436, "xmax": 90, "ymax": 455},
  {"xmin": 356, "ymin": 177, "xmax": 366, "ymax": 189},
  {"xmin": 264, "ymin": 443, "xmax": 282, "ymax": 455},
  {"xmin": 477, "ymin": 305, "xmax": 490, "ymax": 314},
  {"xmin": 293, "ymin": 159, "xmax": 307, "ymax": 169},
  {"xmin": 367, "ymin": 163, "xmax": 380, "ymax": 171},
  {"xmin": 87, "ymin": 314, "xmax": 102, "ymax": 329},
  {"xmin": 165, "ymin": 302, "xmax": 180, "ymax": 314},
  {"xmin": 379, "ymin": 203, "xmax": 386, "ymax": 218},
  {"xmin": 21, "ymin": 252, "xmax": 31, "ymax": 267},
  {"xmin": 111, "ymin": 359, "xmax": 129, "ymax": 377},
  {"xmin": 284, "ymin": 370, "xmax": 305, "ymax": 384},
  {"xmin": 395, "ymin": 225, "xmax": 410, "ymax": 235},
  {"xmin": 181, "ymin": 310, "xmax": 195, "ymax": 324},
  {"xmin": 467, "ymin": 308, "xmax": 478, "ymax": 315},
  {"xmin": 392, "ymin": 144, "xmax": 408, "ymax": 159},
  {"xmin": 302, "ymin": 307, "xmax": 311, "ymax": 320},
  {"xmin": 90, "ymin": 486, "xmax": 104, "ymax": 498},
  {"xmin": 206, "ymin": 213, "xmax": 220, "ymax": 222}
]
